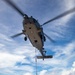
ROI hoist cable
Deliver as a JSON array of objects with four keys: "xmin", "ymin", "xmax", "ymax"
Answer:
[{"xmin": 35, "ymin": 48, "xmax": 38, "ymax": 75}]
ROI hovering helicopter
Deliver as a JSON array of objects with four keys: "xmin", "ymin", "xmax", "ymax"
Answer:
[{"xmin": 4, "ymin": 0, "xmax": 75, "ymax": 60}]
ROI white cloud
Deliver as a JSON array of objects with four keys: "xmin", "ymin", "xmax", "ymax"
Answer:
[
  {"xmin": 23, "ymin": 72, "xmax": 32, "ymax": 75},
  {"xmin": 0, "ymin": 44, "xmax": 36, "ymax": 74},
  {"xmin": 72, "ymin": 62, "xmax": 75, "ymax": 67},
  {"xmin": 0, "ymin": 43, "xmax": 5, "ymax": 48},
  {"xmin": 38, "ymin": 61, "xmax": 75, "ymax": 75},
  {"xmin": 53, "ymin": 41, "xmax": 75, "ymax": 57},
  {"xmin": 39, "ymin": 70, "xmax": 47, "ymax": 75},
  {"xmin": 14, "ymin": 65, "xmax": 34, "ymax": 72},
  {"xmin": 0, "ymin": 1, "xmax": 7, "ymax": 12},
  {"xmin": 61, "ymin": 69, "xmax": 75, "ymax": 75},
  {"xmin": 0, "ymin": 33, "xmax": 13, "ymax": 42},
  {"xmin": 57, "ymin": 0, "xmax": 75, "ymax": 25},
  {"xmin": 0, "ymin": 23, "xmax": 10, "ymax": 34},
  {"xmin": 14, "ymin": 45, "xmax": 36, "ymax": 58},
  {"xmin": 61, "ymin": 62, "xmax": 75, "ymax": 75},
  {"xmin": 64, "ymin": 0, "xmax": 75, "ymax": 9},
  {"xmin": 45, "ymin": 0, "xmax": 75, "ymax": 40},
  {"xmin": 0, "ymin": 52, "xmax": 25, "ymax": 68}
]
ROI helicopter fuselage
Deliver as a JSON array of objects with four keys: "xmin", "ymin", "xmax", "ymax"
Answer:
[{"xmin": 22, "ymin": 16, "xmax": 45, "ymax": 56}]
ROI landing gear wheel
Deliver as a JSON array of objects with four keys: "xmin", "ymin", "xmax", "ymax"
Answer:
[{"xmin": 24, "ymin": 37, "xmax": 27, "ymax": 41}]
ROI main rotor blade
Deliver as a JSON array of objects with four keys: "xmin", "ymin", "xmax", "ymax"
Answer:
[
  {"xmin": 42, "ymin": 7, "xmax": 75, "ymax": 26},
  {"xmin": 3, "ymin": 0, "xmax": 27, "ymax": 17},
  {"xmin": 11, "ymin": 32, "xmax": 23, "ymax": 38},
  {"xmin": 44, "ymin": 33, "xmax": 55, "ymax": 42}
]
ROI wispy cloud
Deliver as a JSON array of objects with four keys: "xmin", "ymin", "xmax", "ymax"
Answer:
[
  {"xmin": 0, "ymin": 43, "xmax": 5, "ymax": 48},
  {"xmin": 0, "ymin": 52, "xmax": 25, "ymax": 75},
  {"xmin": 58, "ymin": 0, "xmax": 75, "ymax": 25},
  {"xmin": 61, "ymin": 61, "xmax": 75, "ymax": 75},
  {"xmin": 0, "ymin": 33, "xmax": 12, "ymax": 42},
  {"xmin": 38, "ymin": 61, "xmax": 75, "ymax": 75},
  {"xmin": 23, "ymin": 72, "xmax": 33, "ymax": 75},
  {"xmin": 43, "ymin": 0, "xmax": 75, "ymax": 41}
]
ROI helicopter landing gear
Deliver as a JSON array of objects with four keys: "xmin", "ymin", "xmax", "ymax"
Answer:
[
  {"xmin": 24, "ymin": 37, "xmax": 27, "ymax": 41},
  {"xmin": 40, "ymin": 34, "xmax": 46, "ymax": 42}
]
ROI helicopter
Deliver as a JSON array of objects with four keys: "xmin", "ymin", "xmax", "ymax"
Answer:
[{"xmin": 4, "ymin": 0, "xmax": 75, "ymax": 60}]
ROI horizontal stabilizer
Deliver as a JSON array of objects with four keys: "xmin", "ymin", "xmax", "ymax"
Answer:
[{"xmin": 37, "ymin": 55, "xmax": 53, "ymax": 59}]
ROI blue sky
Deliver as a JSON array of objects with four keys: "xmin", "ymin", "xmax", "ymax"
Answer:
[{"xmin": 0, "ymin": 0, "xmax": 75, "ymax": 75}]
